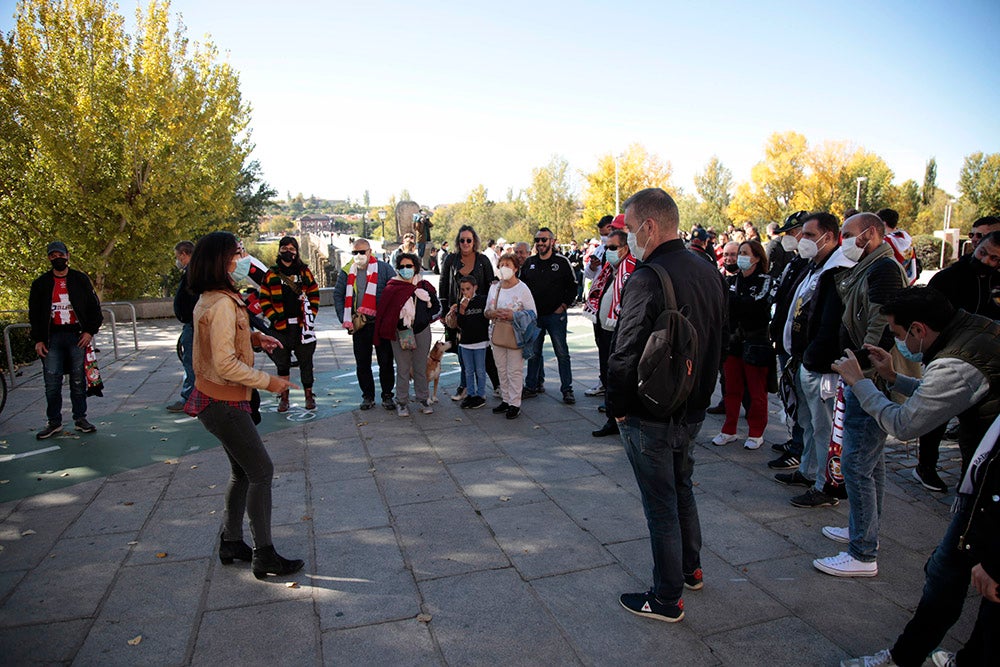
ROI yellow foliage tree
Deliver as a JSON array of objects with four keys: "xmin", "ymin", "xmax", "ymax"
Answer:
[
  {"xmin": 728, "ymin": 131, "xmax": 809, "ymax": 225},
  {"xmin": 580, "ymin": 143, "xmax": 674, "ymax": 231}
]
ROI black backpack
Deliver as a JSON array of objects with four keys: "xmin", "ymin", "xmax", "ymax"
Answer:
[{"xmin": 636, "ymin": 263, "xmax": 699, "ymax": 418}]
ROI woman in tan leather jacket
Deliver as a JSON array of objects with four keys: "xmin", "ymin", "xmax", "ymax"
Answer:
[{"xmin": 185, "ymin": 232, "xmax": 304, "ymax": 580}]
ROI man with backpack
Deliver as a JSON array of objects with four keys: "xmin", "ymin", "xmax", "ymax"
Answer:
[{"xmin": 607, "ymin": 188, "xmax": 727, "ymax": 623}]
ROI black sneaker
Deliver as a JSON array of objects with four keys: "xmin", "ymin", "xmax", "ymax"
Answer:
[
  {"xmin": 562, "ymin": 390, "xmax": 576, "ymax": 405},
  {"xmin": 790, "ymin": 487, "xmax": 839, "ymax": 508},
  {"xmin": 506, "ymin": 405, "xmax": 521, "ymax": 419},
  {"xmin": 468, "ymin": 396, "xmax": 487, "ymax": 409},
  {"xmin": 913, "ymin": 466, "xmax": 947, "ymax": 493},
  {"xmin": 360, "ymin": 397, "xmax": 376, "ymax": 410},
  {"xmin": 774, "ymin": 471, "xmax": 814, "ymax": 487},
  {"xmin": 521, "ymin": 387, "xmax": 539, "ymax": 399},
  {"xmin": 619, "ymin": 590, "xmax": 684, "ymax": 623},
  {"xmin": 492, "ymin": 402, "xmax": 510, "ymax": 414},
  {"xmin": 382, "ymin": 397, "xmax": 396, "ymax": 410},
  {"xmin": 460, "ymin": 396, "xmax": 474, "ymax": 409},
  {"xmin": 74, "ymin": 419, "xmax": 97, "ymax": 434},
  {"xmin": 768, "ymin": 452, "xmax": 800, "ymax": 470},
  {"xmin": 36, "ymin": 422, "xmax": 63, "ymax": 440},
  {"xmin": 592, "ymin": 422, "xmax": 619, "ymax": 438},
  {"xmin": 683, "ymin": 569, "xmax": 704, "ymax": 591},
  {"xmin": 598, "ymin": 404, "xmax": 607, "ymax": 414},
  {"xmin": 771, "ymin": 438, "xmax": 794, "ymax": 453}
]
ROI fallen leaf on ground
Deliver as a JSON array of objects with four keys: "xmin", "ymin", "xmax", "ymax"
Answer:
[
  {"xmin": 59, "ymin": 472, "xmax": 70, "ymax": 477},
  {"xmin": 454, "ymin": 418, "xmax": 462, "ymax": 422},
  {"xmin": 21, "ymin": 529, "xmax": 36, "ymax": 536},
  {"xmin": 155, "ymin": 552, "xmax": 167, "ymax": 558},
  {"xmin": 149, "ymin": 426, "xmax": 158, "ymax": 430},
  {"xmin": 499, "ymin": 496, "xmax": 511, "ymax": 502},
  {"xmin": 356, "ymin": 422, "xmax": 368, "ymax": 426},
  {"xmin": 417, "ymin": 613, "xmax": 432, "ymax": 623},
  {"xmin": 127, "ymin": 541, "xmax": 138, "ymax": 545},
  {"xmin": 208, "ymin": 484, "xmax": 217, "ymax": 489},
  {"xmin": 163, "ymin": 459, "xmax": 178, "ymax": 465},
  {"xmin": 301, "ymin": 515, "xmax": 312, "ymax": 521},
  {"xmin": 0, "ymin": 480, "xmax": 8, "ymax": 484},
  {"xmin": 160, "ymin": 438, "xmax": 168, "ymax": 442},
  {"xmin": 127, "ymin": 635, "xmax": 142, "ymax": 646},
  {"xmin": 190, "ymin": 465, "xmax": 198, "ymax": 469},
  {"xmin": 122, "ymin": 501, "xmax": 134, "ymax": 506},
  {"xmin": 285, "ymin": 581, "xmax": 299, "ymax": 588},
  {"xmin": 533, "ymin": 425, "xmax": 541, "ymax": 429}
]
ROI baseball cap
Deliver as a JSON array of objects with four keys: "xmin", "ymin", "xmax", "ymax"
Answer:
[
  {"xmin": 691, "ymin": 228, "xmax": 709, "ymax": 242},
  {"xmin": 47, "ymin": 241, "xmax": 69, "ymax": 255},
  {"xmin": 775, "ymin": 211, "xmax": 808, "ymax": 234},
  {"xmin": 610, "ymin": 214, "xmax": 626, "ymax": 230}
]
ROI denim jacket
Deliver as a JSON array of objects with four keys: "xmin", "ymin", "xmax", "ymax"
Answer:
[{"xmin": 513, "ymin": 309, "xmax": 539, "ymax": 359}]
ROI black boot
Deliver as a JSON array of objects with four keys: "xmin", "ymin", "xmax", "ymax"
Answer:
[
  {"xmin": 251, "ymin": 545, "xmax": 304, "ymax": 580},
  {"xmin": 219, "ymin": 533, "xmax": 253, "ymax": 565}
]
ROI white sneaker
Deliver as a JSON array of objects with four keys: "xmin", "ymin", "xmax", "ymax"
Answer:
[
  {"xmin": 743, "ymin": 436, "xmax": 764, "ymax": 450},
  {"xmin": 396, "ymin": 404, "xmax": 410, "ymax": 418},
  {"xmin": 451, "ymin": 388, "xmax": 467, "ymax": 401},
  {"xmin": 840, "ymin": 649, "xmax": 896, "ymax": 667},
  {"xmin": 930, "ymin": 649, "xmax": 955, "ymax": 667},
  {"xmin": 584, "ymin": 384, "xmax": 605, "ymax": 397},
  {"xmin": 711, "ymin": 433, "xmax": 739, "ymax": 446},
  {"xmin": 822, "ymin": 526, "xmax": 850, "ymax": 544},
  {"xmin": 419, "ymin": 401, "xmax": 434, "ymax": 415},
  {"xmin": 813, "ymin": 551, "xmax": 878, "ymax": 578}
]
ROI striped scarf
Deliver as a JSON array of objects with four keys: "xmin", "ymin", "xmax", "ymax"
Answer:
[
  {"xmin": 344, "ymin": 256, "xmax": 379, "ymax": 328},
  {"xmin": 583, "ymin": 261, "xmax": 616, "ymax": 322},
  {"xmin": 605, "ymin": 255, "xmax": 636, "ymax": 329}
]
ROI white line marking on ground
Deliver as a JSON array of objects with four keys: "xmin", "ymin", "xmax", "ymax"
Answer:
[{"xmin": 0, "ymin": 446, "xmax": 60, "ymax": 463}]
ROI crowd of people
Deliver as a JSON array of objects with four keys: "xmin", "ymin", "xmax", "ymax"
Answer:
[{"xmin": 28, "ymin": 201, "xmax": 1000, "ymax": 665}]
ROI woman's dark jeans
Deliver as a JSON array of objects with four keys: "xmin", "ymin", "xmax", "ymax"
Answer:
[{"xmin": 198, "ymin": 402, "xmax": 274, "ymax": 548}]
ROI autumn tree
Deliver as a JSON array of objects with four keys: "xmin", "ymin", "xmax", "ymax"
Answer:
[
  {"xmin": 525, "ymin": 155, "xmax": 579, "ymax": 242},
  {"xmin": 693, "ymin": 156, "xmax": 733, "ymax": 231},
  {"xmin": 957, "ymin": 152, "xmax": 1000, "ymax": 216},
  {"xmin": 580, "ymin": 143, "xmax": 674, "ymax": 229},
  {"xmin": 836, "ymin": 150, "xmax": 895, "ymax": 215},
  {"xmin": 0, "ymin": 0, "xmax": 254, "ymax": 302},
  {"xmin": 728, "ymin": 131, "xmax": 809, "ymax": 225}
]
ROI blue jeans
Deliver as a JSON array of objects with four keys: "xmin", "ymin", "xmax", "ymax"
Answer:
[
  {"xmin": 460, "ymin": 346, "xmax": 487, "ymax": 398},
  {"xmin": 841, "ymin": 384, "xmax": 887, "ymax": 562},
  {"xmin": 891, "ymin": 500, "xmax": 998, "ymax": 666},
  {"xmin": 43, "ymin": 330, "xmax": 88, "ymax": 425},
  {"xmin": 525, "ymin": 312, "xmax": 572, "ymax": 394},
  {"xmin": 796, "ymin": 366, "xmax": 834, "ymax": 491},
  {"xmin": 179, "ymin": 322, "xmax": 195, "ymax": 400},
  {"xmin": 619, "ymin": 416, "xmax": 703, "ymax": 605}
]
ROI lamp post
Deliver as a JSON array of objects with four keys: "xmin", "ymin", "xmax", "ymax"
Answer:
[
  {"xmin": 854, "ymin": 176, "xmax": 868, "ymax": 210},
  {"xmin": 361, "ymin": 211, "xmax": 368, "ymax": 239},
  {"xmin": 614, "ymin": 154, "xmax": 620, "ymax": 215},
  {"xmin": 940, "ymin": 199, "xmax": 955, "ymax": 269}
]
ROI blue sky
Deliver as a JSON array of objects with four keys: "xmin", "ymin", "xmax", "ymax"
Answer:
[{"xmin": 3, "ymin": 0, "xmax": 998, "ymax": 207}]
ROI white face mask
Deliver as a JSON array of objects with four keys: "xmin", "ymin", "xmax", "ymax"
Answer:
[
  {"xmin": 797, "ymin": 238, "xmax": 819, "ymax": 260},
  {"xmin": 497, "ymin": 266, "xmax": 515, "ymax": 281},
  {"xmin": 780, "ymin": 235, "xmax": 799, "ymax": 251},
  {"xmin": 842, "ymin": 234, "xmax": 866, "ymax": 262},
  {"xmin": 627, "ymin": 221, "xmax": 648, "ymax": 261},
  {"xmin": 600, "ymin": 235, "xmax": 609, "ymax": 245}
]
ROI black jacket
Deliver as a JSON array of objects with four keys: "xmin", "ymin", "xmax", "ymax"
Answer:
[
  {"xmin": 607, "ymin": 239, "xmax": 728, "ymax": 423},
  {"xmin": 29, "ymin": 268, "xmax": 103, "ymax": 343},
  {"xmin": 768, "ymin": 256, "xmax": 810, "ymax": 355},
  {"xmin": 456, "ymin": 294, "xmax": 489, "ymax": 345},
  {"xmin": 959, "ymin": 432, "xmax": 1000, "ymax": 584},
  {"xmin": 519, "ymin": 252, "xmax": 577, "ymax": 316},
  {"xmin": 725, "ymin": 270, "xmax": 771, "ymax": 356},
  {"xmin": 927, "ymin": 254, "xmax": 1000, "ymax": 321},
  {"xmin": 439, "ymin": 253, "xmax": 495, "ymax": 312},
  {"xmin": 789, "ymin": 263, "xmax": 852, "ymax": 373},
  {"xmin": 173, "ymin": 270, "xmax": 198, "ymax": 324}
]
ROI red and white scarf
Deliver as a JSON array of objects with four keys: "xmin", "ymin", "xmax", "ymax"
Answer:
[
  {"xmin": 343, "ymin": 256, "xmax": 379, "ymax": 328},
  {"xmin": 583, "ymin": 255, "xmax": 636, "ymax": 328},
  {"xmin": 605, "ymin": 255, "xmax": 636, "ymax": 328},
  {"xmin": 583, "ymin": 262, "xmax": 616, "ymax": 322}
]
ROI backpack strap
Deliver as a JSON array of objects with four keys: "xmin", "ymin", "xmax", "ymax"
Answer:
[{"xmin": 645, "ymin": 262, "xmax": 680, "ymax": 314}]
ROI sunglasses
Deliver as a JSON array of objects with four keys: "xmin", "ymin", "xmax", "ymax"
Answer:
[
  {"xmin": 398, "ymin": 264, "xmax": 415, "ymax": 269},
  {"xmin": 534, "ymin": 237, "xmax": 551, "ymax": 244},
  {"xmin": 351, "ymin": 250, "xmax": 368, "ymax": 255},
  {"xmin": 459, "ymin": 238, "xmax": 474, "ymax": 244},
  {"xmin": 605, "ymin": 245, "xmax": 619, "ymax": 251},
  {"xmin": 970, "ymin": 232, "xmax": 984, "ymax": 239}
]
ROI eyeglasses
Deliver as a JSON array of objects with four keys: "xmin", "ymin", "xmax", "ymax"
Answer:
[
  {"xmin": 534, "ymin": 237, "xmax": 551, "ymax": 244},
  {"xmin": 970, "ymin": 232, "xmax": 984, "ymax": 239},
  {"xmin": 605, "ymin": 245, "xmax": 619, "ymax": 251},
  {"xmin": 459, "ymin": 238, "xmax": 474, "ymax": 244},
  {"xmin": 351, "ymin": 250, "xmax": 368, "ymax": 255},
  {"xmin": 398, "ymin": 264, "xmax": 415, "ymax": 269}
]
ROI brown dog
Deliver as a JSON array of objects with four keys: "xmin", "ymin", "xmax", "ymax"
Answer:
[{"xmin": 426, "ymin": 340, "xmax": 452, "ymax": 403}]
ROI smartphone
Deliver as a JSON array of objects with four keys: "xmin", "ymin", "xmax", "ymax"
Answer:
[{"xmin": 853, "ymin": 348, "xmax": 872, "ymax": 370}]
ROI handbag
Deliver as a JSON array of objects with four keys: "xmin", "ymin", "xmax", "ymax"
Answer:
[
  {"xmin": 398, "ymin": 326, "xmax": 417, "ymax": 350},
  {"xmin": 351, "ymin": 310, "xmax": 368, "ymax": 332},
  {"xmin": 741, "ymin": 339, "xmax": 773, "ymax": 367},
  {"xmin": 489, "ymin": 287, "xmax": 520, "ymax": 349}
]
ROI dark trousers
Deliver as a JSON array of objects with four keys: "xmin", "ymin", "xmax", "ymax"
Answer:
[
  {"xmin": 777, "ymin": 351, "xmax": 805, "ymax": 455},
  {"xmin": 42, "ymin": 330, "xmax": 88, "ymax": 424},
  {"xmin": 198, "ymin": 402, "xmax": 274, "ymax": 548},
  {"xmin": 594, "ymin": 322, "xmax": 613, "ymax": 389},
  {"xmin": 891, "ymin": 501, "xmax": 999, "ymax": 666},
  {"xmin": 352, "ymin": 322, "xmax": 395, "ymax": 400},
  {"xmin": 271, "ymin": 325, "xmax": 316, "ymax": 388},
  {"xmin": 619, "ymin": 417, "xmax": 703, "ymax": 605}
]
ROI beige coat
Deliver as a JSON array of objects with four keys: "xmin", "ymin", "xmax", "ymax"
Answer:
[{"xmin": 193, "ymin": 290, "xmax": 279, "ymax": 401}]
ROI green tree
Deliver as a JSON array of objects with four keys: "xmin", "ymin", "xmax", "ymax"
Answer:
[
  {"xmin": 728, "ymin": 131, "xmax": 809, "ymax": 225},
  {"xmin": 836, "ymin": 149, "xmax": 895, "ymax": 214},
  {"xmin": 888, "ymin": 179, "xmax": 921, "ymax": 229},
  {"xmin": 525, "ymin": 155, "xmax": 579, "ymax": 242},
  {"xmin": 922, "ymin": 158, "xmax": 938, "ymax": 206},
  {"xmin": 233, "ymin": 160, "xmax": 276, "ymax": 237},
  {"xmin": 581, "ymin": 143, "xmax": 674, "ymax": 229},
  {"xmin": 957, "ymin": 152, "xmax": 1000, "ymax": 216},
  {"xmin": 693, "ymin": 156, "xmax": 733, "ymax": 230}
]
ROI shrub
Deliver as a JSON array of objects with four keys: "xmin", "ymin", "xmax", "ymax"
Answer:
[{"xmin": 913, "ymin": 234, "xmax": 954, "ymax": 271}]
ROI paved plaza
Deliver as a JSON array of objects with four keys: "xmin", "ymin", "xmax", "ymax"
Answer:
[{"xmin": 0, "ymin": 306, "xmax": 979, "ymax": 666}]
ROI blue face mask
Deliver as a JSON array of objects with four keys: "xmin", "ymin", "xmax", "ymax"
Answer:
[
  {"xmin": 737, "ymin": 255, "xmax": 753, "ymax": 271},
  {"xmin": 229, "ymin": 255, "xmax": 252, "ymax": 283},
  {"xmin": 894, "ymin": 328, "xmax": 924, "ymax": 363},
  {"xmin": 398, "ymin": 267, "xmax": 415, "ymax": 280}
]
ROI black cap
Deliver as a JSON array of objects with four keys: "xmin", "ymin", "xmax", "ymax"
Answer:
[
  {"xmin": 46, "ymin": 241, "xmax": 69, "ymax": 255},
  {"xmin": 691, "ymin": 228, "xmax": 709, "ymax": 242},
  {"xmin": 775, "ymin": 211, "xmax": 808, "ymax": 234}
]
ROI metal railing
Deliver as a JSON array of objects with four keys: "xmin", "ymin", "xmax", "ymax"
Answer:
[
  {"xmin": 102, "ymin": 301, "xmax": 139, "ymax": 356},
  {"xmin": 3, "ymin": 323, "xmax": 31, "ymax": 388}
]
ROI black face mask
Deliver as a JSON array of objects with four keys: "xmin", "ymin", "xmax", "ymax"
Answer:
[
  {"xmin": 969, "ymin": 256, "xmax": 995, "ymax": 277},
  {"xmin": 279, "ymin": 251, "xmax": 297, "ymax": 263},
  {"xmin": 723, "ymin": 262, "xmax": 739, "ymax": 274},
  {"xmin": 50, "ymin": 258, "xmax": 68, "ymax": 271}
]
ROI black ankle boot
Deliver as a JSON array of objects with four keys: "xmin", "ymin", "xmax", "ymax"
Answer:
[
  {"xmin": 251, "ymin": 545, "xmax": 304, "ymax": 580},
  {"xmin": 219, "ymin": 534, "xmax": 253, "ymax": 565}
]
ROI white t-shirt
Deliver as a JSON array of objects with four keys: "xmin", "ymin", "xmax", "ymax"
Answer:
[{"xmin": 486, "ymin": 280, "xmax": 536, "ymax": 337}]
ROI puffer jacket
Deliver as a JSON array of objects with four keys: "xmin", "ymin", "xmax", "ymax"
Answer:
[
  {"xmin": 836, "ymin": 242, "xmax": 906, "ymax": 354},
  {"xmin": 193, "ymin": 290, "xmax": 280, "ymax": 401}
]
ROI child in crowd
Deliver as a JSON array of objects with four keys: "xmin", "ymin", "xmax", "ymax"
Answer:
[{"xmin": 451, "ymin": 276, "xmax": 489, "ymax": 409}]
